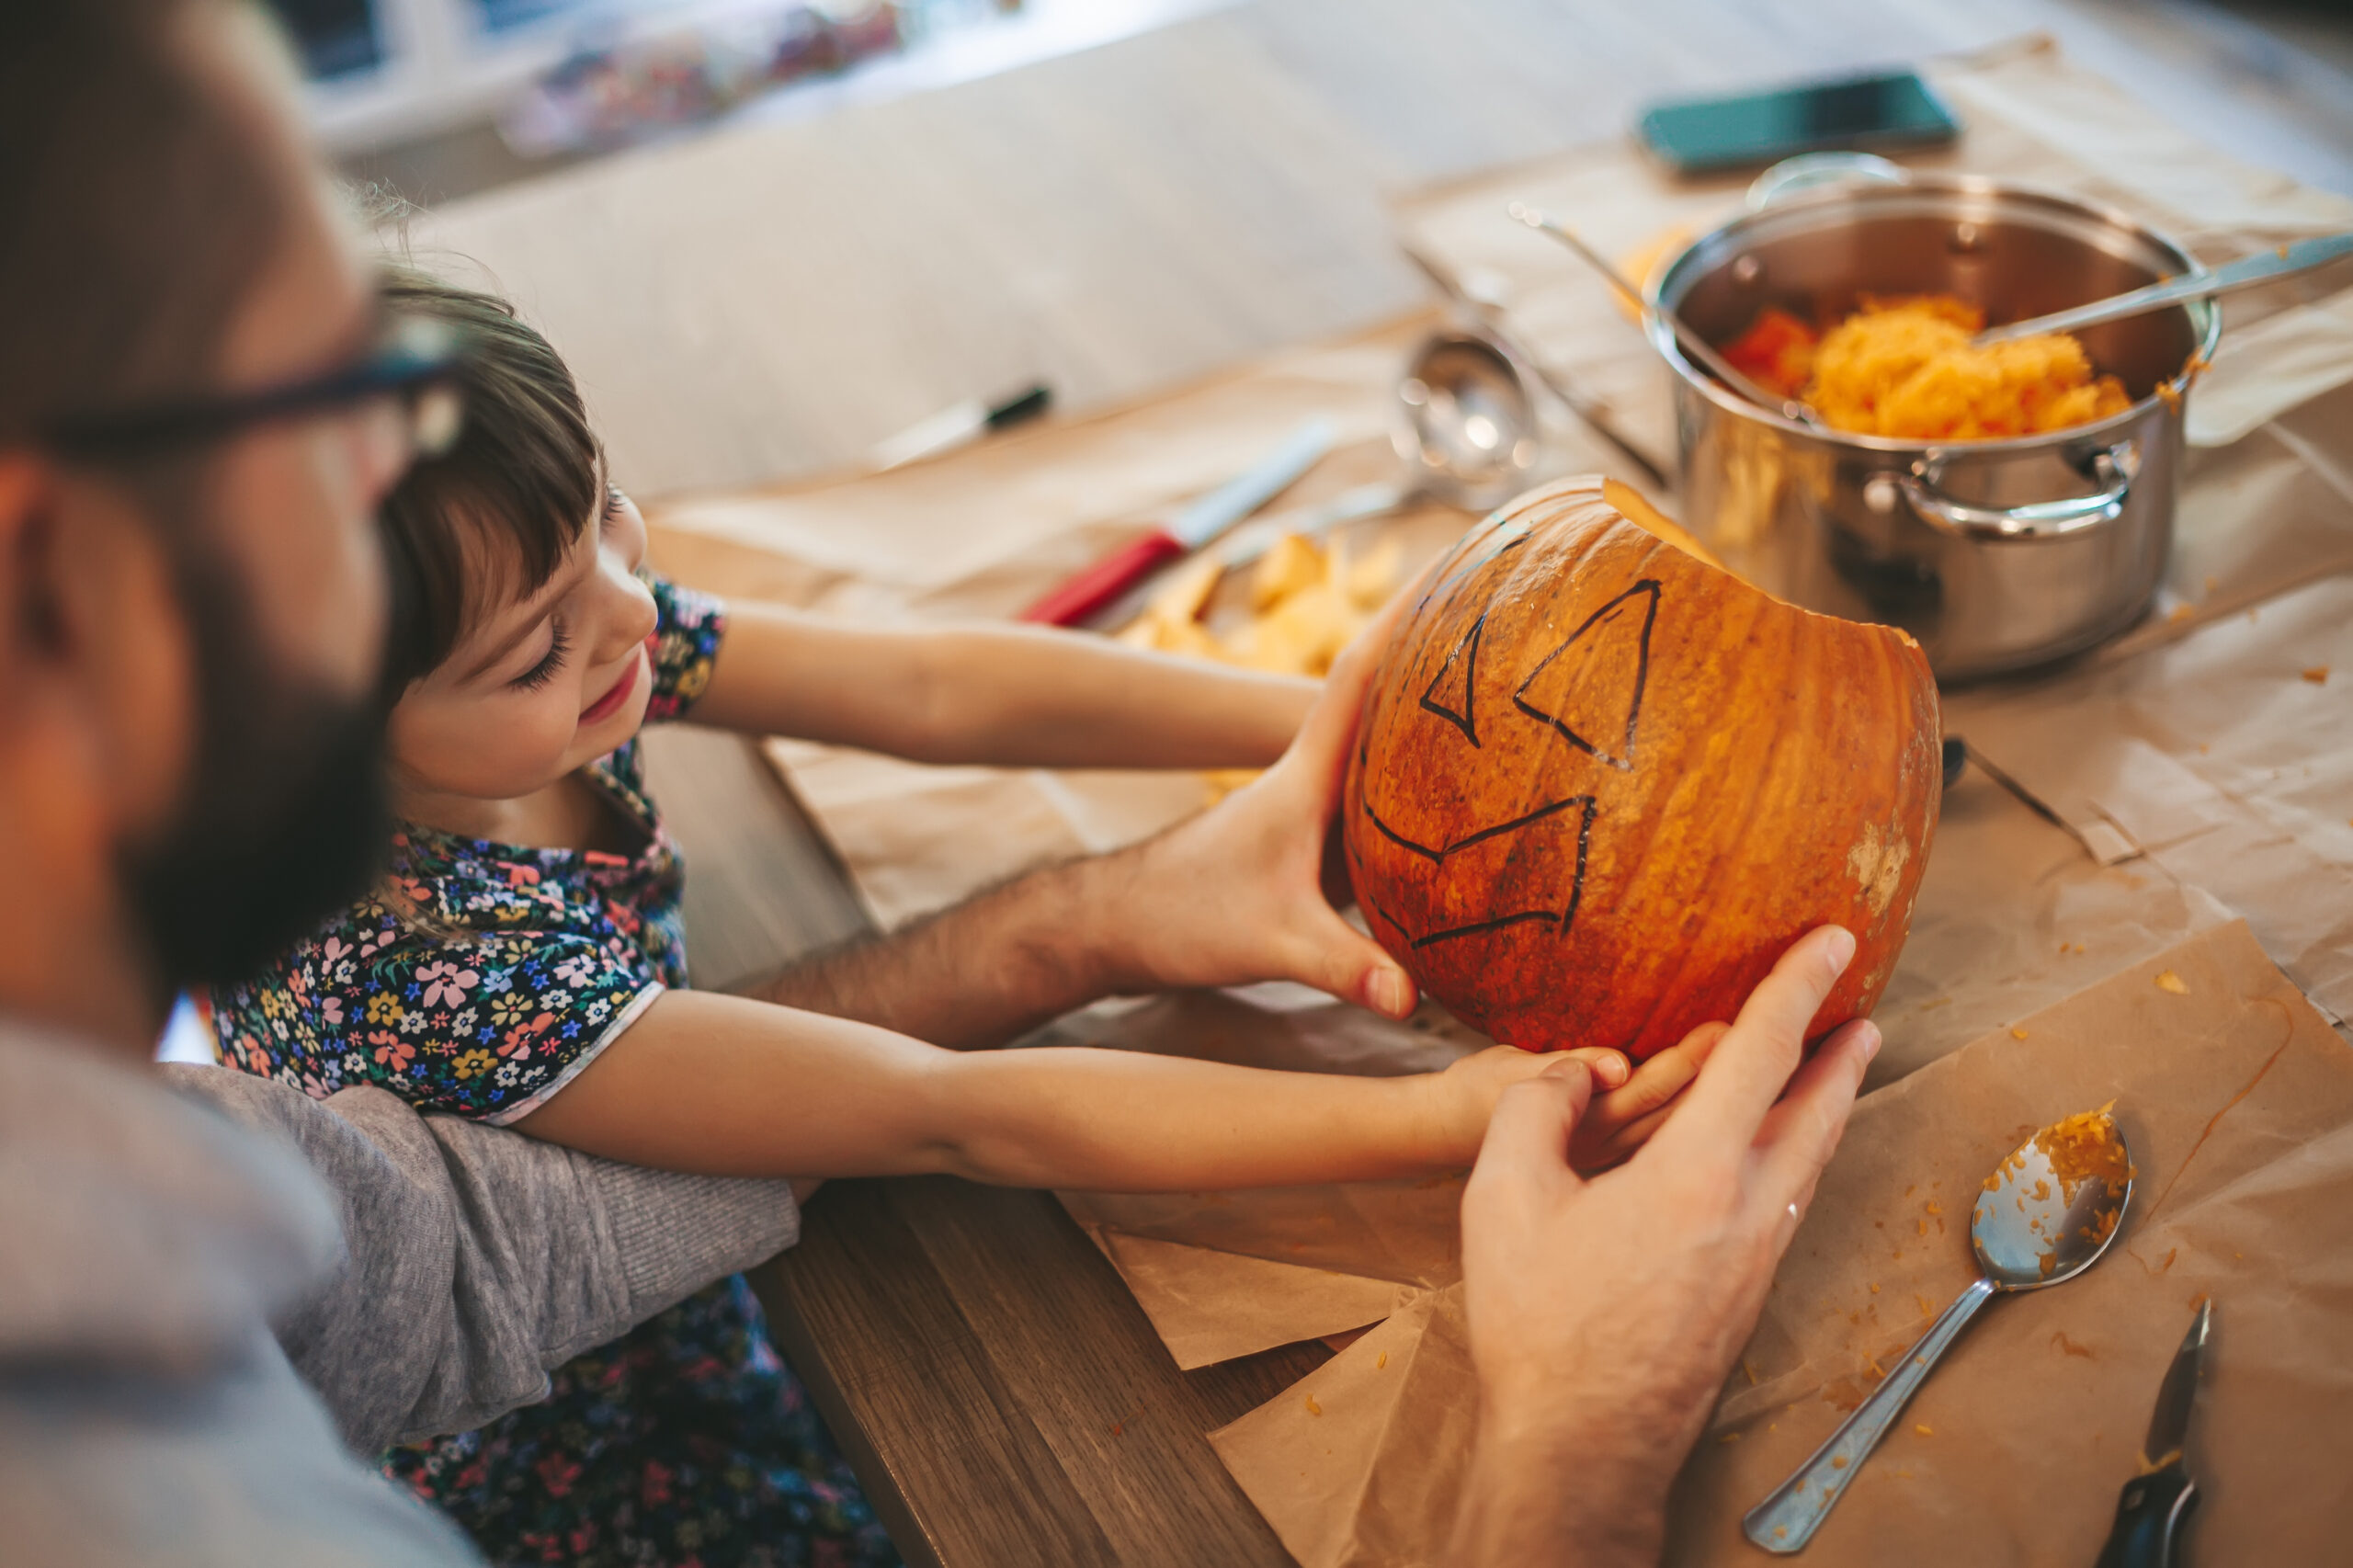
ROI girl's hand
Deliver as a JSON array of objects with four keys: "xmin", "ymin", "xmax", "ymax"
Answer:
[
  {"xmin": 1566, "ymin": 1021, "xmax": 1730, "ymax": 1171},
  {"xmin": 1430, "ymin": 1045, "xmax": 1629, "ymax": 1166},
  {"xmin": 1433, "ymin": 1022, "xmax": 1733, "ymax": 1175}
]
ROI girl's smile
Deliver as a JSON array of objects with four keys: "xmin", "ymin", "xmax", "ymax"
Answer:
[
  {"xmin": 384, "ymin": 485, "xmax": 665, "ymax": 842},
  {"xmin": 579, "ymin": 648, "xmax": 642, "ymax": 726}
]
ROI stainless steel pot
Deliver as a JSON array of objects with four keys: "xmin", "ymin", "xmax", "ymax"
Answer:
[{"xmin": 1645, "ymin": 175, "xmax": 2221, "ymax": 680}]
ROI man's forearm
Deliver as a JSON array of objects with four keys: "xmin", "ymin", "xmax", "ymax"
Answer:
[{"xmin": 751, "ymin": 845, "xmax": 1151, "ymax": 1048}]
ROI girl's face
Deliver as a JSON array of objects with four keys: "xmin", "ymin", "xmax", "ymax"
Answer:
[{"xmin": 387, "ymin": 487, "xmax": 661, "ymax": 807}]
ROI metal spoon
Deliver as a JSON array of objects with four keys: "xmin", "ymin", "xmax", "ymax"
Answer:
[
  {"xmin": 1398, "ymin": 242, "xmax": 1673, "ymax": 489},
  {"xmin": 1744, "ymin": 1108, "xmax": 2136, "ymax": 1555},
  {"xmin": 1506, "ymin": 201, "xmax": 1826, "ymax": 430},
  {"xmin": 1974, "ymin": 230, "xmax": 2353, "ymax": 346}
]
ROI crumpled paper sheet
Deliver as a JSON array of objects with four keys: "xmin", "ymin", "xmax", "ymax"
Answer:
[
  {"xmin": 647, "ymin": 314, "xmax": 1447, "ymax": 625},
  {"xmin": 1066, "ymin": 920, "xmax": 2353, "ymax": 1568},
  {"xmin": 1945, "ymin": 572, "xmax": 2353, "ymax": 1026}
]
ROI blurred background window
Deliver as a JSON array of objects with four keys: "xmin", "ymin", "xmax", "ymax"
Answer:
[
  {"xmin": 268, "ymin": 0, "xmax": 384, "ymax": 78},
  {"xmin": 263, "ymin": 0, "xmax": 1208, "ymax": 206},
  {"xmin": 476, "ymin": 0, "xmax": 588, "ymax": 31}
]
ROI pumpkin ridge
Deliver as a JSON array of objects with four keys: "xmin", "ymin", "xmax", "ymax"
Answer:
[{"xmin": 1621, "ymin": 577, "xmax": 1791, "ymax": 1056}]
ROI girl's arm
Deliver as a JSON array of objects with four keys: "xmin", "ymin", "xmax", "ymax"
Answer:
[
  {"xmin": 513, "ymin": 987, "xmax": 1632, "ymax": 1191},
  {"xmin": 688, "ymin": 601, "xmax": 1315, "ymax": 769}
]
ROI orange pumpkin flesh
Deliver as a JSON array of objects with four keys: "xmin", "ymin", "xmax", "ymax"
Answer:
[{"xmin": 1342, "ymin": 475, "xmax": 1940, "ymax": 1058}]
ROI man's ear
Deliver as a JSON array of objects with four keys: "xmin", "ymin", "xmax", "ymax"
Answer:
[
  {"xmin": 0, "ymin": 453, "xmax": 197, "ymax": 1048},
  {"xmin": 0, "ymin": 456, "xmax": 120, "ymax": 962},
  {"xmin": 0, "ymin": 453, "xmax": 63, "ymax": 665},
  {"xmin": 0, "ymin": 452, "xmax": 109, "ymax": 803},
  {"xmin": 0, "ymin": 454, "xmax": 198, "ymax": 835}
]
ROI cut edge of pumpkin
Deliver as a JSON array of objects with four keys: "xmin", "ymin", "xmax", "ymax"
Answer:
[{"xmin": 1585, "ymin": 474, "xmax": 1929, "ymax": 663}]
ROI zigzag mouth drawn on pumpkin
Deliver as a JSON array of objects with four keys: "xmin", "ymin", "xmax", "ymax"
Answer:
[{"xmin": 1358, "ymin": 795, "xmax": 1597, "ymax": 949}]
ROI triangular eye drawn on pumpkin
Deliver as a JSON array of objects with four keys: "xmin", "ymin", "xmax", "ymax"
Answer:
[
  {"xmin": 1417, "ymin": 612, "xmax": 1485, "ymax": 746},
  {"xmin": 1512, "ymin": 578, "xmax": 1662, "ymax": 772}
]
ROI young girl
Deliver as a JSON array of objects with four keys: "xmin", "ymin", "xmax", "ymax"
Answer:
[{"xmin": 210, "ymin": 272, "xmax": 1704, "ymax": 1568}]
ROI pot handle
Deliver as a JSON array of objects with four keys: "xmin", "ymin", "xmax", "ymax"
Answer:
[
  {"xmin": 1746, "ymin": 152, "xmax": 1910, "ymax": 210},
  {"xmin": 1898, "ymin": 445, "xmax": 2136, "ymax": 540}
]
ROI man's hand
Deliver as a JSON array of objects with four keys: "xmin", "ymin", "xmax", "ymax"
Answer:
[
  {"xmin": 1100, "ymin": 587, "xmax": 1422, "ymax": 1017},
  {"xmin": 1447, "ymin": 927, "xmax": 1881, "ymax": 1568}
]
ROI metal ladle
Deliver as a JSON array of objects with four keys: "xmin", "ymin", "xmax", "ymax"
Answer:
[
  {"xmin": 1211, "ymin": 329, "xmax": 1540, "ymax": 572},
  {"xmin": 1744, "ymin": 1108, "xmax": 2136, "ymax": 1554},
  {"xmin": 1400, "ymin": 243, "xmax": 1673, "ymax": 489}
]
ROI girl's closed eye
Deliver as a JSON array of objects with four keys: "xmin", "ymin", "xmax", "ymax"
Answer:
[{"xmin": 510, "ymin": 622, "xmax": 571, "ymax": 692}]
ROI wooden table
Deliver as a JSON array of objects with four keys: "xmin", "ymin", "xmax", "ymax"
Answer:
[{"xmin": 574, "ymin": 8, "xmax": 2353, "ymax": 1562}]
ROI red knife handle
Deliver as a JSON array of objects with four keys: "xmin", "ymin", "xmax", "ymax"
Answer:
[{"xmin": 1018, "ymin": 529, "xmax": 1187, "ymax": 627}]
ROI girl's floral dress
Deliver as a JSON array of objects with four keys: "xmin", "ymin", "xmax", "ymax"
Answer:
[{"xmin": 210, "ymin": 576, "xmax": 900, "ymax": 1568}]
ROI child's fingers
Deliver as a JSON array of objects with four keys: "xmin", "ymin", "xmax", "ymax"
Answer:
[
  {"xmin": 1464, "ymin": 1043, "xmax": 1628, "ymax": 1093},
  {"xmin": 1554, "ymin": 1044, "xmax": 1631, "ymax": 1091},
  {"xmin": 1568, "ymin": 1027, "xmax": 1733, "ymax": 1170},
  {"xmin": 1467, "ymin": 1059, "xmax": 1599, "ymax": 1203},
  {"xmin": 1582, "ymin": 1023, "xmax": 1728, "ymax": 1137},
  {"xmin": 1670, "ymin": 1018, "xmax": 1733, "ymax": 1074},
  {"xmin": 1580, "ymin": 1103, "xmax": 1671, "ymax": 1168}
]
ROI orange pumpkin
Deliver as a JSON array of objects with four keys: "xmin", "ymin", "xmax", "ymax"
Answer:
[{"xmin": 1342, "ymin": 475, "xmax": 1940, "ymax": 1058}]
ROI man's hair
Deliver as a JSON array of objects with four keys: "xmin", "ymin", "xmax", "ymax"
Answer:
[
  {"xmin": 0, "ymin": 0, "xmax": 292, "ymax": 440},
  {"xmin": 375, "ymin": 268, "xmax": 604, "ymax": 701}
]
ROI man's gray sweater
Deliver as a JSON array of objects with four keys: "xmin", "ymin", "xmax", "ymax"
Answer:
[{"xmin": 0, "ymin": 1025, "xmax": 801, "ymax": 1564}]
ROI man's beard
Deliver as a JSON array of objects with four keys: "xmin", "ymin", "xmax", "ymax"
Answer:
[{"xmin": 117, "ymin": 536, "xmax": 392, "ymax": 1000}]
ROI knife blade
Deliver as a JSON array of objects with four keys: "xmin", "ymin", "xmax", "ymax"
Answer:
[
  {"xmin": 1017, "ymin": 416, "xmax": 1336, "ymax": 626},
  {"xmin": 2093, "ymin": 1300, "xmax": 2211, "ymax": 1568},
  {"xmin": 1976, "ymin": 231, "xmax": 2353, "ymax": 345}
]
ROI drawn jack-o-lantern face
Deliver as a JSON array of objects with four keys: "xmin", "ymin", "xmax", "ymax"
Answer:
[{"xmin": 1342, "ymin": 476, "xmax": 1941, "ymax": 1058}]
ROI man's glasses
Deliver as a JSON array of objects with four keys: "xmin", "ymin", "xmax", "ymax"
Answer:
[{"xmin": 39, "ymin": 312, "xmax": 468, "ymax": 464}]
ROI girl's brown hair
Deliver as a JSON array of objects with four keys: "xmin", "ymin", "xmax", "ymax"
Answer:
[{"xmin": 375, "ymin": 267, "xmax": 604, "ymax": 703}]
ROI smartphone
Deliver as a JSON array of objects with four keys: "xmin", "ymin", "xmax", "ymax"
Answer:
[{"xmin": 1635, "ymin": 69, "xmax": 1960, "ymax": 175}]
